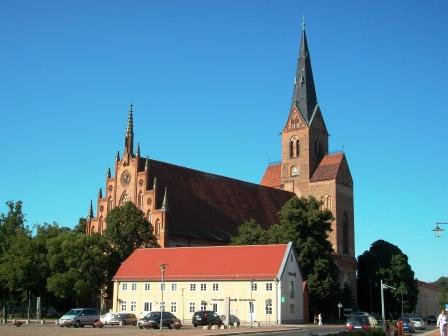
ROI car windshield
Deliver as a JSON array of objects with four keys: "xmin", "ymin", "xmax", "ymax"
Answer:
[
  {"xmin": 147, "ymin": 312, "xmax": 160, "ymax": 319},
  {"xmin": 350, "ymin": 316, "xmax": 368, "ymax": 324},
  {"xmin": 66, "ymin": 309, "xmax": 82, "ymax": 316}
]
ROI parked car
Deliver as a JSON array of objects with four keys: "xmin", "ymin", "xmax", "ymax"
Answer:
[
  {"xmin": 346, "ymin": 314, "xmax": 375, "ymax": 332},
  {"xmin": 409, "ymin": 317, "xmax": 425, "ymax": 330},
  {"xmin": 100, "ymin": 312, "xmax": 137, "ymax": 326},
  {"xmin": 137, "ymin": 311, "xmax": 182, "ymax": 329},
  {"xmin": 397, "ymin": 317, "xmax": 415, "ymax": 333},
  {"xmin": 427, "ymin": 315, "xmax": 437, "ymax": 325},
  {"xmin": 58, "ymin": 308, "xmax": 100, "ymax": 328},
  {"xmin": 220, "ymin": 314, "xmax": 240, "ymax": 326},
  {"xmin": 192, "ymin": 311, "xmax": 223, "ymax": 327}
]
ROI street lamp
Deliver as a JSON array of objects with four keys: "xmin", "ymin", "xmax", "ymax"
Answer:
[
  {"xmin": 381, "ymin": 280, "xmax": 396, "ymax": 332},
  {"xmin": 432, "ymin": 222, "xmax": 448, "ymax": 237},
  {"xmin": 250, "ymin": 280, "xmax": 254, "ymax": 328},
  {"xmin": 160, "ymin": 263, "xmax": 167, "ymax": 332}
]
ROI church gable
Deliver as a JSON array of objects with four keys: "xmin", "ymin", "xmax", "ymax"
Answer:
[
  {"xmin": 336, "ymin": 156, "xmax": 353, "ymax": 188},
  {"xmin": 282, "ymin": 105, "xmax": 308, "ymax": 133}
]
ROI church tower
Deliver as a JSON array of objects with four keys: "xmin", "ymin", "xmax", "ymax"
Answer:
[
  {"xmin": 281, "ymin": 24, "xmax": 328, "ymax": 195},
  {"xmin": 261, "ymin": 23, "xmax": 357, "ymax": 305}
]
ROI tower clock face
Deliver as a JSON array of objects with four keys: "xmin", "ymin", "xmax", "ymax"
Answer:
[{"xmin": 120, "ymin": 170, "xmax": 131, "ymax": 186}]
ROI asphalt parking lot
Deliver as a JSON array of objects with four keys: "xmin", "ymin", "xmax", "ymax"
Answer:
[{"xmin": 0, "ymin": 322, "xmax": 302, "ymax": 336}]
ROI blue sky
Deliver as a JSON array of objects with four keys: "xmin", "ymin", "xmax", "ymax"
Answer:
[{"xmin": 1, "ymin": 0, "xmax": 447, "ymax": 283}]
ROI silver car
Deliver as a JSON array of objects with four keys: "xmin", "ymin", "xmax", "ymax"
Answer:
[{"xmin": 58, "ymin": 308, "xmax": 100, "ymax": 328}]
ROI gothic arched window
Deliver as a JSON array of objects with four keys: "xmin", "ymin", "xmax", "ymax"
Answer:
[
  {"xmin": 119, "ymin": 193, "xmax": 130, "ymax": 206},
  {"xmin": 289, "ymin": 141, "xmax": 294, "ymax": 158},
  {"xmin": 146, "ymin": 211, "xmax": 152, "ymax": 224},
  {"xmin": 138, "ymin": 191, "xmax": 143, "ymax": 209},
  {"xmin": 343, "ymin": 211, "xmax": 349, "ymax": 255},
  {"xmin": 155, "ymin": 219, "xmax": 160, "ymax": 236},
  {"xmin": 296, "ymin": 140, "xmax": 300, "ymax": 157},
  {"xmin": 107, "ymin": 196, "xmax": 113, "ymax": 212}
]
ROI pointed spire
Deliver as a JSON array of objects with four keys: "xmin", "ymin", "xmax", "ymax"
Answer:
[
  {"xmin": 291, "ymin": 23, "xmax": 317, "ymax": 123},
  {"xmin": 162, "ymin": 187, "xmax": 169, "ymax": 212},
  {"xmin": 136, "ymin": 142, "xmax": 140, "ymax": 157},
  {"xmin": 88, "ymin": 200, "xmax": 94, "ymax": 219},
  {"xmin": 107, "ymin": 167, "xmax": 111, "ymax": 178},
  {"xmin": 145, "ymin": 156, "xmax": 149, "ymax": 170},
  {"xmin": 98, "ymin": 188, "xmax": 103, "ymax": 198},
  {"xmin": 124, "ymin": 104, "xmax": 134, "ymax": 155},
  {"xmin": 153, "ymin": 176, "xmax": 158, "ymax": 190},
  {"xmin": 116, "ymin": 150, "xmax": 120, "ymax": 161}
]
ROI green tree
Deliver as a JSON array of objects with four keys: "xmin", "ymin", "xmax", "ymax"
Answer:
[
  {"xmin": 104, "ymin": 202, "xmax": 158, "ymax": 261},
  {"xmin": 73, "ymin": 217, "xmax": 87, "ymax": 234},
  {"xmin": 46, "ymin": 232, "xmax": 114, "ymax": 308},
  {"xmin": 357, "ymin": 240, "xmax": 418, "ymax": 316},
  {"xmin": 275, "ymin": 197, "xmax": 338, "ymax": 313},
  {"xmin": 433, "ymin": 277, "xmax": 448, "ymax": 309},
  {"xmin": 231, "ymin": 196, "xmax": 338, "ymax": 316},
  {"xmin": 230, "ymin": 219, "xmax": 268, "ymax": 245},
  {"xmin": 0, "ymin": 201, "xmax": 29, "ymax": 320}
]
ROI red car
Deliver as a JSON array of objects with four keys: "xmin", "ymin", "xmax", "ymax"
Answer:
[{"xmin": 346, "ymin": 315, "xmax": 372, "ymax": 332}]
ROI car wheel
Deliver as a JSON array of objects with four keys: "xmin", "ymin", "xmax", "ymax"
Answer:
[
  {"xmin": 74, "ymin": 321, "xmax": 81, "ymax": 328},
  {"xmin": 133, "ymin": 321, "xmax": 137, "ymax": 326},
  {"xmin": 193, "ymin": 323, "xmax": 197, "ymax": 328},
  {"xmin": 122, "ymin": 320, "xmax": 126, "ymax": 326},
  {"xmin": 139, "ymin": 325, "xmax": 143, "ymax": 329}
]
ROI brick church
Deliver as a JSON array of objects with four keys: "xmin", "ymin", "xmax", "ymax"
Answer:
[{"xmin": 86, "ymin": 26, "xmax": 356, "ymax": 294}]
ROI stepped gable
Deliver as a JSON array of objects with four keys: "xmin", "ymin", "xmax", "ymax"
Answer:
[
  {"xmin": 113, "ymin": 244, "xmax": 289, "ymax": 281},
  {"xmin": 138, "ymin": 158, "xmax": 294, "ymax": 242},
  {"xmin": 260, "ymin": 163, "xmax": 281, "ymax": 188},
  {"xmin": 310, "ymin": 152, "xmax": 344, "ymax": 182}
]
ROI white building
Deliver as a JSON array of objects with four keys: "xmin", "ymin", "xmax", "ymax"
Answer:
[{"xmin": 112, "ymin": 242, "xmax": 305, "ymax": 324}]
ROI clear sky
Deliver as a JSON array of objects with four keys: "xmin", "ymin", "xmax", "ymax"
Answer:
[{"xmin": 1, "ymin": 0, "xmax": 447, "ymax": 283}]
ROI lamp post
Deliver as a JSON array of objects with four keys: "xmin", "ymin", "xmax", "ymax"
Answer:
[
  {"xmin": 432, "ymin": 222, "xmax": 448, "ymax": 237},
  {"xmin": 381, "ymin": 280, "xmax": 396, "ymax": 331},
  {"xmin": 250, "ymin": 280, "xmax": 254, "ymax": 328},
  {"xmin": 160, "ymin": 263, "xmax": 167, "ymax": 332}
]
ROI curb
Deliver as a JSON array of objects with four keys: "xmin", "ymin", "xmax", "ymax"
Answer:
[{"xmin": 202, "ymin": 327, "xmax": 305, "ymax": 336}]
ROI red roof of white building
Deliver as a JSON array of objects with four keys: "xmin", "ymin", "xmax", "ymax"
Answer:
[{"xmin": 113, "ymin": 244, "xmax": 291, "ymax": 281}]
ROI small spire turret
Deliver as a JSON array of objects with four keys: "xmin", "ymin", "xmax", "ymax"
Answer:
[
  {"xmin": 116, "ymin": 150, "xmax": 120, "ymax": 161},
  {"xmin": 145, "ymin": 156, "xmax": 149, "ymax": 170},
  {"xmin": 153, "ymin": 177, "xmax": 158, "ymax": 190},
  {"xmin": 88, "ymin": 200, "xmax": 94, "ymax": 219},
  {"xmin": 98, "ymin": 188, "xmax": 103, "ymax": 198},
  {"xmin": 162, "ymin": 187, "xmax": 169, "ymax": 212},
  {"xmin": 137, "ymin": 142, "xmax": 141, "ymax": 157},
  {"xmin": 124, "ymin": 105, "xmax": 134, "ymax": 155},
  {"xmin": 107, "ymin": 168, "xmax": 111, "ymax": 178}
]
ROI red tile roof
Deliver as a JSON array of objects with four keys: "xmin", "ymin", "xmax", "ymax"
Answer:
[
  {"xmin": 310, "ymin": 152, "xmax": 344, "ymax": 182},
  {"xmin": 113, "ymin": 244, "xmax": 290, "ymax": 281},
  {"xmin": 139, "ymin": 158, "xmax": 294, "ymax": 242},
  {"xmin": 260, "ymin": 163, "xmax": 281, "ymax": 188}
]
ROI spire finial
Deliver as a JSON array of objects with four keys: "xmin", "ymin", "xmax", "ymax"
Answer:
[
  {"xmin": 302, "ymin": 16, "xmax": 305, "ymax": 31},
  {"xmin": 162, "ymin": 187, "xmax": 169, "ymax": 212},
  {"xmin": 145, "ymin": 156, "xmax": 149, "ymax": 170},
  {"xmin": 124, "ymin": 105, "xmax": 134, "ymax": 155},
  {"xmin": 137, "ymin": 142, "xmax": 141, "ymax": 157}
]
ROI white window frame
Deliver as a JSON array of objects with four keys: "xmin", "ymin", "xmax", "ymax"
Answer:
[
  {"xmin": 171, "ymin": 302, "xmax": 177, "ymax": 313},
  {"xmin": 189, "ymin": 302, "xmax": 195, "ymax": 313},
  {"xmin": 131, "ymin": 301, "xmax": 136, "ymax": 311},
  {"xmin": 144, "ymin": 283, "xmax": 150, "ymax": 291},
  {"xmin": 212, "ymin": 283, "xmax": 219, "ymax": 291}
]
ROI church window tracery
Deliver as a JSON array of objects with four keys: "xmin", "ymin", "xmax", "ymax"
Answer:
[
  {"xmin": 119, "ymin": 193, "xmax": 130, "ymax": 206},
  {"xmin": 296, "ymin": 140, "xmax": 300, "ymax": 157},
  {"xmin": 155, "ymin": 219, "xmax": 160, "ymax": 236}
]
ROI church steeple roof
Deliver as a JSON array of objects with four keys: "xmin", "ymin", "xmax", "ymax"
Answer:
[
  {"xmin": 124, "ymin": 104, "xmax": 134, "ymax": 155},
  {"xmin": 291, "ymin": 23, "xmax": 317, "ymax": 123}
]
